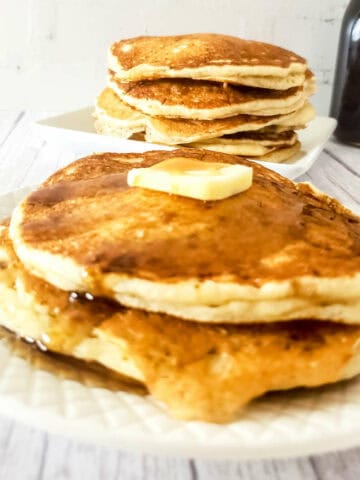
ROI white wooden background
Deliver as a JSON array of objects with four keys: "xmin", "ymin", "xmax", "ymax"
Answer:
[
  {"xmin": 0, "ymin": 109, "xmax": 360, "ymax": 478},
  {"xmin": 0, "ymin": 0, "xmax": 349, "ymax": 114}
]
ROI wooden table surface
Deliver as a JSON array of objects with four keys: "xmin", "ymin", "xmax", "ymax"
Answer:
[{"xmin": 0, "ymin": 110, "xmax": 360, "ymax": 480}]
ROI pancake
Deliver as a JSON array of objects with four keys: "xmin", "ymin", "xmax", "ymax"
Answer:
[
  {"xmin": 109, "ymin": 34, "xmax": 307, "ymax": 88},
  {"xmin": 188, "ymin": 140, "xmax": 301, "ymax": 162},
  {"xmin": 224, "ymin": 129, "xmax": 298, "ymax": 146},
  {"xmin": 0, "ymin": 222, "xmax": 143, "ymax": 381},
  {"xmin": 186, "ymin": 130, "xmax": 297, "ymax": 157},
  {"xmin": 93, "ymin": 89, "xmax": 145, "ymax": 138},
  {"xmin": 10, "ymin": 149, "xmax": 360, "ymax": 325},
  {"xmin": 94, "ymin": 88, "xmax": 146, "ymax": 139},
  {"xmin": 252, "ymin": 141, "xmax": 301, "ymax": 163},
  {"xmin": 200, "ymin": 72, "xmax": 306, "ymax": 90},
  {"xmin": 94, "ymin": 88, "xmax": 315, "ymax": 144},
  {"xmin": 250, "ymin": 141, "xmax": 301, "ymax": 163},
  {"xmin": 110, "ymin": 75, "xmax": 314, "ymax": 120},
  {"xmin": 189, "ymin": 142, "xmax": 276, "ymax": 157},
  {"xmin": 2, "ymin": 225, "xmax": 360, "ymax": 423}
]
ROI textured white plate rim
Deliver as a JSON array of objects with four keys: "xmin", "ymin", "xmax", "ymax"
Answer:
[
  {"xmin": 1, "ymin": 391, "xmax": 360, "ymax": 460},
  {"xmin": 2, "ymin": 187, "xmax": 360, "ymax": 460},
  {"xmin": 34, "ymin": 109, "xmax": 337, "ymax": 180}
]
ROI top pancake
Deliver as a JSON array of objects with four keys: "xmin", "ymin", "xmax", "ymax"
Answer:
[
  {"xmin": 109, "ymin": 34, "xmax": 307, "ymax": 87},
  {"xmin": 10, "ymin": 149, "xmax": 360, "ymax": 325}
]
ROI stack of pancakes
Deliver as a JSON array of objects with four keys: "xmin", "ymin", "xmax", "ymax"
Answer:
[
  {"xmin": 2, "ymin": 148, "xmax": 360, "ymax": 423},
  {"xmin": 94, "ymin": 34, "xmax": 316, "ymax": 163}
]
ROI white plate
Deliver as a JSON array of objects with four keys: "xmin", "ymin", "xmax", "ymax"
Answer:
[
  {"xmin": 2, "ymin": 187, "xmax": 360, "ymax": 461},
  {"xmin": 35, "ymin": 109, "xmax": 336, "ymax": 180}
]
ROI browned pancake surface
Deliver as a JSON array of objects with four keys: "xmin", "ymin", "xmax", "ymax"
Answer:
[
  {"xmin": 1, "ymin": 227, "xmax": 116, "ymax": 353},
  {"xmin": 223, "ymin": 129, "xmax": 296, "ymax": 142},
  {"xmin": 97, "ymin": 86, "xmax": 301, "ymax": 133},
  {"xmin": 97, "ymin": 87, "xmax": 141, "ymax": 119},
  {"xmin": 149, "ymin": 113, "xmax": 286, "ymax": 138},
  {"xmin": 2, "ymin": 224, "xmax": 360, "ymax": 422},
  {"xmin": 111, "ymin": 34, "xmax": 306, "ymax": 71},
  {"xmin": 102, "ymin": 310, "xmax": 360, "ymax": 421},
  {"xmin": 112, "ymin": 75, "xmax": 302, "ymax": 109},
  {"xmin": 18, "ymin": 149, "xmax": 360, "ymax": 286}
]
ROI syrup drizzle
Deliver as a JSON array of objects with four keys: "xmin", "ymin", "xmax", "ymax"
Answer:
[{"xmin": 0, "ymin": 327, "xmax": 146, "ymax": 395}]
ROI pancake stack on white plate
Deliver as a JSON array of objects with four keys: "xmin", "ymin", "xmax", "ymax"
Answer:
[
  {"xmin": 2, "ymin": 148, "xmax": 360, "ymax": 423},
  {"xmin": 94, "ymin": 33, "xmax": 316, "ymax": 163}
]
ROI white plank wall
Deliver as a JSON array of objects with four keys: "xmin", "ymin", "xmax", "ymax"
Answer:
[
  {"xmin": 0, "ymin": 110, "xmax": 360, "ymax": 478},
  {"xmin": 0, "ymin": 0, "xmax": 349, "ymax": 114}
]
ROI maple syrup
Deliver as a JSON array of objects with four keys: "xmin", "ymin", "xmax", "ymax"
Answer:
[{"xmin": 0, "ymin": 327, "xmax": 146, "ymax": 395}]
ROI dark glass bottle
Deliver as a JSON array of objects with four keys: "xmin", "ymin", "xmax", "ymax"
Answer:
[{"xmin": 330, "ymin": 0, "xmax": 360, "ymax": 146}]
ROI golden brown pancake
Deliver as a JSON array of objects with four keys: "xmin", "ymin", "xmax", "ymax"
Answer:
[
  {"xmin": 93, "ymin": 88, "xmax": 145, "ymax": 138},
  {"xmin": 109, "ymin": 34, "xmax": 307, "ymax": 87},
  {"xmin": 0, "ymin": 221, "xmax": 115, "ymax": 355},
  {"xmin": 94, "ymin": 87, "xmax": 315, "ymax": 144},
  {"xmin": 2, "ymin": 224, "xmax": 360, "ymax": 423},
  {"xmin": 224, "ymin": 129, "xmax": 297, "ymax": 144},
  {"xmin": 186, "ymin": 130, "xmax": 298, "ymax": 157},
  {"xmin": 110, "ymin": 75, "xmax": 311, "ymax": 119},
  {"xmin": 100, "ymin": 312, "xmax": 360, "ymax": 422},
  {"xmin": 188, "ymin": 140, "xmax": 301, "ymax": 162},
  {"xmin": 10, "ymin": 149, "xmax": 360, "ymax": 324}
]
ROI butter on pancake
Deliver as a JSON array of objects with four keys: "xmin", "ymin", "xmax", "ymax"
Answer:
[
  {"xmin": 127, "ymin": 157, "xmax": 253, "ymax": 200},
  {"xmin": 10, "ymin": 149, "xmax": 360, "ymax": 325},
  {"xmin": 109, "ymin": 34, "xmax": 307, "ymax": 88},
  {"xmin": 2, "ymin": 224, "xmax": 360, "ymax": 423},
  {"xmin": 94, "ymin": 87, "xmax": 315, "ymax": 145}
]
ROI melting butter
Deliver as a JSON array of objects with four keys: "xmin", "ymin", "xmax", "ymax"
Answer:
[{"xmin": 127, "ymin": 157, "xmax": 253, "ymax": 201}]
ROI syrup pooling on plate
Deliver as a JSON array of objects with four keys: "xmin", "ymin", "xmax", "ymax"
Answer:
[
  {"xmin": 0, "ymin": 225, "xmax": 146, "ymax": 395},
  {"xmin": 0, "ymin": 327, "xmax": 146, "ymax": 394}
]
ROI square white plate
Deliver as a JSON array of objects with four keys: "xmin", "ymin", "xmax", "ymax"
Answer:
[{"xmin": 34, "ymin": 108, "xmax": 336, "ymax": 179}]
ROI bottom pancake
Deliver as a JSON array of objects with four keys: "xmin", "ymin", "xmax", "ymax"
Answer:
[
  {"xmin": 1, "ymin": 224, "xmax": 360, "ymax": 423},
  {"xmin": 187, "ymin": 140, "xmax": 301, "ymax": 162},
  {"xmin": 256, "ymin": 141, "xmax": 301, "ymax": 163},
  {"xmin": 187, "ymin": 131, "xmax": 299, "ymax": 159}
]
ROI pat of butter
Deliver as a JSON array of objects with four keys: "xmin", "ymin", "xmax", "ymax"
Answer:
[{"xmin": 127, "ymin": 157, "xmax": 253, "ymax": 200}]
